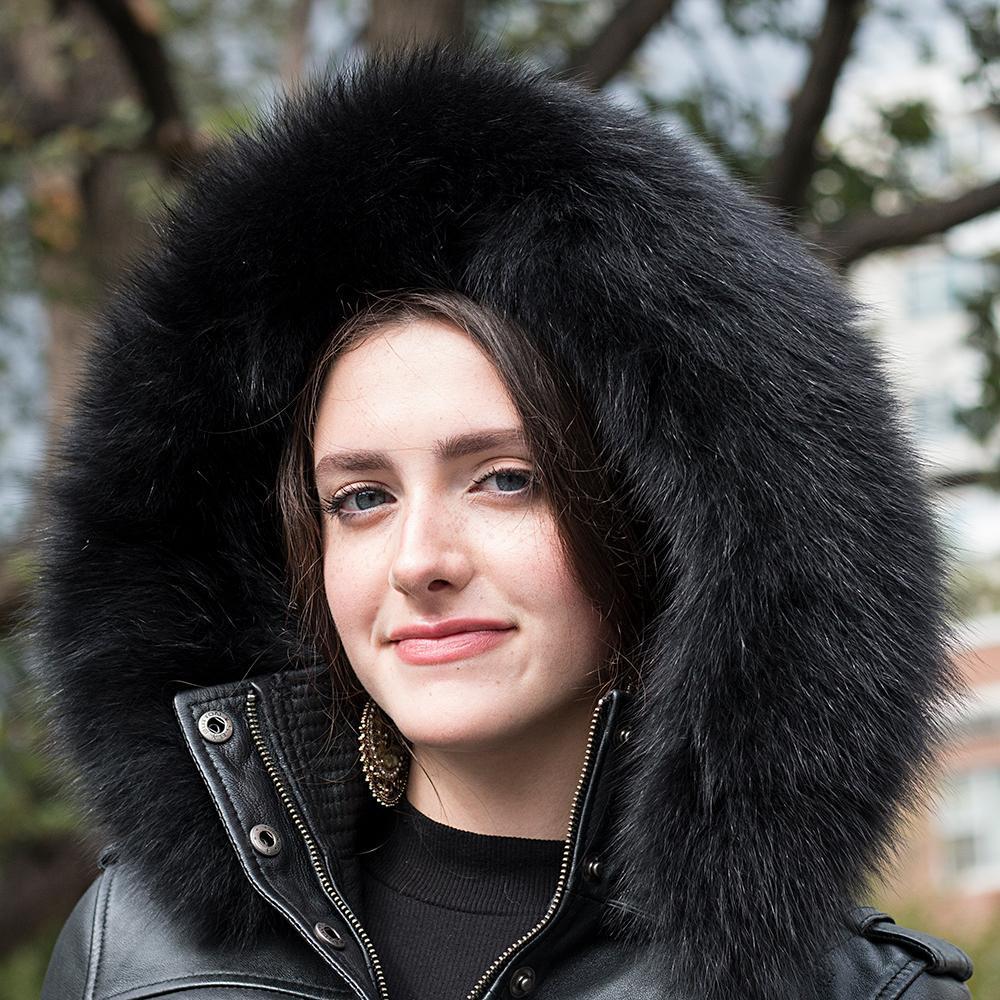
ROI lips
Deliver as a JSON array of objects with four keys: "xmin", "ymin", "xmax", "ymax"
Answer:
[
  {"xmin": 392, "ymin": 627, "xmax": 515, "ymax": 665},
  {"xmin": 387, "ymin": 618, "xmax": 514, "ymax": 642}
]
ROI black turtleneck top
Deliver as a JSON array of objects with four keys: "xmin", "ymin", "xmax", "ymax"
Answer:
[{"xmin": 357, "ymin": 796, "xmax": 565, "ymax": 1000}]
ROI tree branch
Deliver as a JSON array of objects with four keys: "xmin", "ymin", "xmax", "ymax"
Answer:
[
  {"xmin": 931, "ymin": 467, "xmax": 1000, "ymax": 491},
  {"xmin": 280, "ymin": 0, "xmax": 316, "ymax": 86},
  {"xmin": 760, "ymin": 0, "xmax": 865, "ymax": 213},
  {"xmin": 561, "ymin": 0, "xmax": 678, "ymax": 90},
  {"xmin": 0, "ymin": 23, "xmax": 111, "ymax": 147},
  {"xmin": 81, "ymin": 0, "xmax": 199, "ymax": 170},
  {"xmin": 364, "ymin": 0, "xmax": 465, "ymax": 50},
  {"xmin": 818, "ymin": 177, "xmax": 1000, "ymax": 267}
]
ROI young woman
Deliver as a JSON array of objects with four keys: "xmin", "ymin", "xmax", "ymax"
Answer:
[{"xmin": 30, "ymin": 44, "xmax": 974, "ymax": 1000}]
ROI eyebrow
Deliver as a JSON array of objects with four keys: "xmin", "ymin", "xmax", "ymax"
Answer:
[{"xmin": 314, "ymin": 428, "xmax": 530, "ymax": 480}]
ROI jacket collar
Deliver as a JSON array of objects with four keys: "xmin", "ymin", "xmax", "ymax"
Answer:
[{"xmin": 173, "ymin": 665, "xmax": 633, "ymax": 1000}]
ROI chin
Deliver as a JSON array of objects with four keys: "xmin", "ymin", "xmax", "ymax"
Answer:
[
  {"xmin": 395, "ymin": 703, "xmax": 515, "ymax": 751},
  {"xmin": 404, "ymin": 726, "xmax": 500, "ymax": 753}
]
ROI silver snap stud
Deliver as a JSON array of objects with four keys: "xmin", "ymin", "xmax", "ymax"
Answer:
[
  {"xmin": 314, "ymin": 922, "xmax": 346, "ymax": 948},
  {"xmin": 509, "ymin": 966, "xmax": 536, "ymax": 997},
  {"xmin": 249, "ymin": 824, "xmax": 281, "ymax": 856},
  {"xmin": 616, "ymin": 726, "xmax": 631, "ymax": 746},
  {"xmin": 583, "ymin": 855, "xmax": 603, "ymax": 882},
  {"xmin": 198, "ymin": 710, "xmax": 233, "ymax": 743}
]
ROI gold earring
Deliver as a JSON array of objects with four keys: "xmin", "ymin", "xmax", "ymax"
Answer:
[{"xmin": 359, "ymin": 698, "xmax": 408, "ymax": 807}]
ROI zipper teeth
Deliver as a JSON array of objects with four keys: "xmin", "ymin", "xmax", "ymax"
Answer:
[
  {"xmin": 247, "ymin": 688, "xmax": 612, "ymax": 1000},
  {"xmin": 463, "ymin": 692, "xmax": 611, "ymax": 1000},
  {"xmin": 245, "ymin": 690, "xmax": 391, "ymax": 1000}
]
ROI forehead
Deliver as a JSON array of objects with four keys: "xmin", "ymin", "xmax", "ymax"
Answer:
[{"xmin": 314, "ymin": 318, "xmax": 522, "ymax": 449}]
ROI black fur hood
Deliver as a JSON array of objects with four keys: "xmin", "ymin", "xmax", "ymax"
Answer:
[{"xmin": 28, "ymin": 43, "xmax": 965, "ymax": 1000}]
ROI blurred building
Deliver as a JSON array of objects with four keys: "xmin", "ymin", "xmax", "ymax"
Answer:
[
  {"xmin": 846, "ymin": 89, "xmax": 1000, "ymax": 943},
  {"xmin": 876, "ymin": 614, "xmax": 1000, "ymax": 940},
  {"xmin": 936, "ymin": 616, "xmax": 1000, "ymax": 927}
]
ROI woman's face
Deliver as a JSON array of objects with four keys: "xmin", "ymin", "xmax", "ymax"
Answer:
[{"xmin": 313, "ymin": 317, "xmax": 611, "ymax": 752}]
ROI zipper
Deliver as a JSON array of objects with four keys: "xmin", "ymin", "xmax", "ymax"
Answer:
[
  {"xmin": 246, "ymin": 686, "xmax": 612, "ymax": 1000},
  {"xmin": 463, "ymin": 691, "xmax": 612, "ymax": 1000},
  {"xmin": 245, "ymin": 689, "xmax": 391, "ymax": 1000}
]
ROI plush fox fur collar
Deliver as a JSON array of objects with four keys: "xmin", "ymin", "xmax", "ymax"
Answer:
[{"xmin": 28, "ymin": 43, "xmax": 963, "ymax": 1000}]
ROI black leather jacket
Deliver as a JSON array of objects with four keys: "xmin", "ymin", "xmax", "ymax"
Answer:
[{"xmin": 41, "ymin": 668, "xmax": 973, "ymax": 1000}]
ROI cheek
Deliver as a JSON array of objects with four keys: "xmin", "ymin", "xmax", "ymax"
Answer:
[
  {"xmin": 322, "ymin": 543, "xmax": 380, "ymax": 647},
  {"xmin": 507, "ymin": 516, "xmax": 603, "ymax": 637}
]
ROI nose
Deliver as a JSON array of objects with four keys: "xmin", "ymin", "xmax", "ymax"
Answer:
[{"xmin": 387, "ymin": 492, "xmax": 473, "ymax": 596}]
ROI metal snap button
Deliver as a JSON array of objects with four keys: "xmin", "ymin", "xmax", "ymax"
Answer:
[
  {"xmin": 314, "ymin": 922, "xmax": 346, "ymax": 949},
  {"xmin": 616, "ymin": 726, "xmax": 631, "ymax": 746},
  {"xmin": 249, "ymin": 824, "xmax": 281, "ymax": 856},
  {"xmin": 509, "ymin": 966, "xmax": 536, "ymax": 997},
  {"xmin": 198, "ymin": 710, "xmax": 233, "ymax": 743},
  {"xmin": 583, "ymin": 854, "xmax": 604, "ymax": 882}
]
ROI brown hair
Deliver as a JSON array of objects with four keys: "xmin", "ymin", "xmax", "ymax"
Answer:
[{"xmin": 276, "ymin": 289, "xmax": 642, "ymax": 713}]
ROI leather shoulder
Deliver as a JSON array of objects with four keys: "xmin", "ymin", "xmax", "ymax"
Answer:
[
  {"xmin": 817, "ymin": 907, "xmax": 974, "ymax": 1000},
  {"xmin": 41, "ymin": 847, "xmax": 352, "ymax": 1000}
]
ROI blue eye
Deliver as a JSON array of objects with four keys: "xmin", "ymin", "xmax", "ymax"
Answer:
[
  {"xmin": 320, "ymin": 466, "xmax": 536, "ymax": 521},
  {"xmin": 321, "ymin": 483, "xmax": 388, "ymax": 518},
  {"xmin": 471, "ymin": 466, "xmax": 535, "ymax": 494}
]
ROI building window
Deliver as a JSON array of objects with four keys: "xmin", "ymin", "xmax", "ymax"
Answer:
[{"xmin": 935, "ymin": 765, "xmax": 1000, "ymax": 889}]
